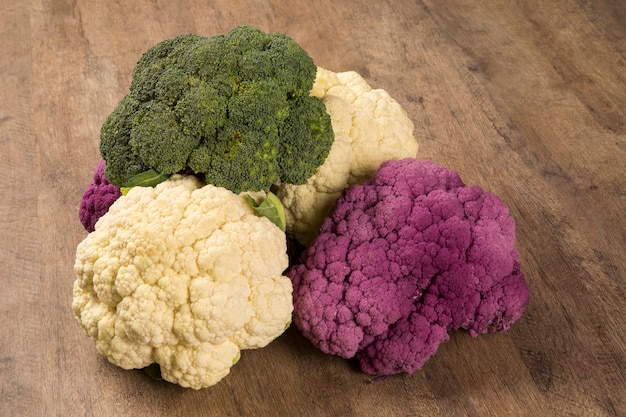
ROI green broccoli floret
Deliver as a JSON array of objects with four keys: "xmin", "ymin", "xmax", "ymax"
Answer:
[
  {"xmin": 100, "ymin": 95, "xmax": 148, "ymax": 185},
  {"xmin": 100, "ymin": 25, "xmax": 333, "ymax": 193},
  {"xmin": 279, "ymin": 95, "xmax": 334, "ymax": 184}
]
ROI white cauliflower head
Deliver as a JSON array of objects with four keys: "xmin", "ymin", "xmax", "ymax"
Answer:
[
  {"xmin": 72, "ymin": 175, "xmax": 293, "ymax": 389},
  {"xmin": 277, "ymin": 67, "xmax": 419, "ymax": 246}
]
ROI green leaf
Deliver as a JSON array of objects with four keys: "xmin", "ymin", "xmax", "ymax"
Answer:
[
  {"xmin": 124, "ymin": 169, "xmax": 170, "ymax": 188},
  {"xmin": 246, "ymin": 192, "xmax": 286, "ymax": 232}
]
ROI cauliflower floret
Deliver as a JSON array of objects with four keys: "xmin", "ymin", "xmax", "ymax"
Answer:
[
  {"xmin": 79, "ymin": 159, "xmax": 121, "ymax": 232},
  {"xmin": 277, "ymin": 67, "xmax": 419, "ymax": 246},
  {"xmin": 72, "ymin": 175, "xmax": 293, "ymax": 389}
]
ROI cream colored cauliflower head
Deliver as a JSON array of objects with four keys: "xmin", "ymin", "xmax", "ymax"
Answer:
[
  {"xmin": 72, "ymin": 175, "xmax": 292, "ymax": 389},
  {"xmin": 277, "ymin": 67, "xmax": 419, "ymax": 246}
]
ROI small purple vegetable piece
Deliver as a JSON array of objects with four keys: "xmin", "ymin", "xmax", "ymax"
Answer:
[
  {"xmin": 79, "ymin": 159, "xmax": 122, "ymax": 232},
  {"xmin": 289, "ymin": 158, "xmax": 530, "ymax": 376}
]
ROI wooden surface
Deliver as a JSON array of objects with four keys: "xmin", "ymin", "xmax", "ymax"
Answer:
[{"xmin": 1, "ymin": 1, "xmax": 625, "ymax": 416}]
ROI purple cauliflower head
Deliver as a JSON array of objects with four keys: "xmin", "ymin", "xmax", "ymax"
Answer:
[
  {"xmin": 79, "ymin": 159, "xmax": 122, "ymax": 232},
  {"xmin": 289, "ymin": 158, "xmax": 530, "ymax": 376}
]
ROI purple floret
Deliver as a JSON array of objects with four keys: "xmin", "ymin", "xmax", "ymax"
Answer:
[
  {"xmin": 79, "ymin": 159, "xmax": 122, "ymax": 232},
  {"xmin": 289, "ymin": 158, "xmax": 530, "ymax": 376}
]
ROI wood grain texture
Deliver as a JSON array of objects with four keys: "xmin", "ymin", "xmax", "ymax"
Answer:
[{"xmin": 1, "ymin": 1, "xmax": 624, "ymax": 416}]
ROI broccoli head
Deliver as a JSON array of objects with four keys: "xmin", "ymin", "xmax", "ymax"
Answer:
[
  {"xmin": 100, "ymin": 26, "xmax": 333, "ymax": 193},
  {"xmin": 289, "ymin": 158, "xmax": 530, "ymax": 376}
]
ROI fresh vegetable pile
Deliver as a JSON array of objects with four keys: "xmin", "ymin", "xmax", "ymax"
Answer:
[{"xmin": 73, "ymin": 25, "xmax": 529, "ymax": 389}]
